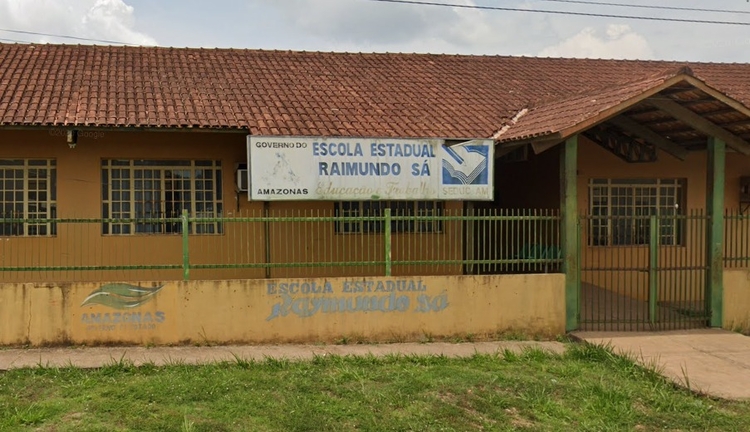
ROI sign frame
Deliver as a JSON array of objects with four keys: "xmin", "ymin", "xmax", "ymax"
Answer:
[{"xmin": 246, "ymin": 136, "xmax": 494, "ymax": 201}]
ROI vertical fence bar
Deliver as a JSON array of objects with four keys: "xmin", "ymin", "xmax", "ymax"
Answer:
[
  {"xmin": 465, "ymin": 204, "xmax": 474, "ymax": 275},
  {"xmin": 744, "ymin": 212, "xmax": 749, "ymax": 266},
  {"xmin": 182, "ymin": 209, "xmax": 190, "ymax": 280},
  {"xmin": 680, "ymin": 212, "xmax": 687, "ymax": 321},
  {"xmin": 724, "ymin": 210, "xmax": 731, "ymax": 268},
  {"xmin": 580, "ymin": 217, "xmax": 591, "ymax": 330},
  {"xmin": 384, "ymin": 208, "xmax": 392, "ymax": 276},
  {"xmin": 692, "ymin": 210, "xmax": 698, "ymax": 324},
  {"xmin": 483, "ymin": 208, "xmax": 489, "ymax": 274},
  {"xmin": 649, "ymin": 215, "xmax": 659, "ymax": 326},
  {"xmin": 495, "ymin": 208, "xmax": 500, "ymax": 274}
]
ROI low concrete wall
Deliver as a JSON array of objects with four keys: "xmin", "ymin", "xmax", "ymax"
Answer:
[
  {"xmin": 0, "ymin": 274, "xmax": 565, "ymax": 346},
  {"xmin": 724, "ymin": 269, "xmax": 750, "ymax": 332}
]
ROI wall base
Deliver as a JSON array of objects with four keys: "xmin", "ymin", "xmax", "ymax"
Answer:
[
  {"xmin": 724, "ymin": 269, "xmax": 750, "ymax": 333},
  {"xmin": 0, "ymin": 275, "xmax": 566, "ymax": 346}
]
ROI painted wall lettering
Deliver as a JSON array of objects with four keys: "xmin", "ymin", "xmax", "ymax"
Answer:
[
  {"xmin": 266, "ymin": 281, "xmax": 334, "ymax": 295},
  {"xmin": 81, "ymin": 311, "xmax": 166, "ymax": 332},
  {"xmin": 266, "ymin": 279, "xmax": 448, "ymax": 321}
]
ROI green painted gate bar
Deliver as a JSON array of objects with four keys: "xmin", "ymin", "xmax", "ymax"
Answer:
[
  {"xmin": 649, "ymin": 215, "xmax": 659, "ymax": 325},
  {"xmin": 182, "ymin": 209, "xmax": 190, "ymax": 281},
  {"xmin": 706, "ymin": 136, "xmax": 725, "ymax": 327},
  {"xmin": 561, "ymin": 135, "xmax": 579, "ymax": 332},
  {"xmin": 384, "ymin": 208, "xmax": 392, "ymax": 277}
]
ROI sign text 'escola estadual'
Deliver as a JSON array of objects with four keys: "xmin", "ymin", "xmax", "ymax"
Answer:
[{"xmin": 247, "ymin": 136, "xmax": 494, "ymax": 201}]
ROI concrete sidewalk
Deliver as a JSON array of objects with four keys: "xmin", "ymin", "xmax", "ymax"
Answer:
[
  {"xmin": 572, "ymin": 329, "xmax": 750, "ymax": 400},
  {"xmin": 0, "ymin": 341, "xmax": 565, "ymax": 370}
]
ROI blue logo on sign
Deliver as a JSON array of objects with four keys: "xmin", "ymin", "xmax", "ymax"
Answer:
[{"xmin": 441, "ymin": 145, "xmax": 490, "ymax": 185}]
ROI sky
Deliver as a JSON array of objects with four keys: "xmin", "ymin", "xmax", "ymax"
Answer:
[{"xmin": 0, "ymin": 0, "xmax": 749, "ymax": 62}]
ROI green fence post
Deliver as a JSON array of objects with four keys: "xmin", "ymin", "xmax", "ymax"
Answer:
[
  {"xmin": 263, "ymin": 202, "xmax": 271, "ymax": 279},
  {"xmin": 706, "ymin": 136, "xmax": 726, "ymax": 327},
  {"xmin": 384, "ymin": 208, "xmax": 392, "ymax": 276},
  {"xmin": 649, "ymin": 215, "xmax": 659, "ymax": 326},
  {"xmin": 561, "ymin": 135, "xmax": 579, "ymax": 332},
  {"xmin": 182, "ymin": 209, "xmax": 190, "ymax": 280}
]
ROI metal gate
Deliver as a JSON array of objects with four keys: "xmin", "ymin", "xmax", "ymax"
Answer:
[{"xmin": 579, "ymin": 212, "xmax": 710, "ymax": 331}]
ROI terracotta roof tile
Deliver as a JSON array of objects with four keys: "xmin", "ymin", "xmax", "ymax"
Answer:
[
  {"xmin": 1, "ymin": 44, "xmax": 750, "ymax": 138},
  {"xmin": 496, "ymin": 68, "xmax": 688, "ymax": 143}
]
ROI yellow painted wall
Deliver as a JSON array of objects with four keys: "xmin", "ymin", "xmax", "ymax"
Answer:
[
  {"xmin": 724, "ymin": 269, "xmax": 750, "ymax": 332},
  {"xmin": 578, "ymin": 135, "xmax": 750, "ymax": 211},
  {"xmin": 0, "ymin": 274, "xmax": 565, "ymax": 346},
  {"xmin": 0, "ymin": 129, "xmax": 465, "ymax": 282},
  {"xmin": 577, "ymin": 136, "xmax": 750, "ymax": 302}
]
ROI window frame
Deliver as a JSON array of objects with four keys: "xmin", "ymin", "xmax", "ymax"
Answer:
[
  {"xmin": 588, "ymin": 178, "xmax": 686, "ymax": 247},
  {"xmin": 0, "ymin": 159, "xmax": 57, "ymax": 237},
  {"xmin": 101, "ymin": 159, "xmax": 223, "ymax": 235}
]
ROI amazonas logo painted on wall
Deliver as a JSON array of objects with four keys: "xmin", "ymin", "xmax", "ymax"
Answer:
[
  {"xmin": 441, "ymin": 144, "xmax": 490, "ymax": 186},
  {"xmin": 80, "ymin": 283, "xmax": 166, "ymax": 332},
  {"xmin": 81, "ymin": 283, "xmax": 165, "ymax": 309}
]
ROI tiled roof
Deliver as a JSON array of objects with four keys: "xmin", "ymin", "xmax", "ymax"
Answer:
[
  {"xmin": 495, "ymin": 67, "xmax": 695, "ymax": 143},
  {"xmin": 1, "ymin": 43, "xmax": 750, "ymax": 139}
]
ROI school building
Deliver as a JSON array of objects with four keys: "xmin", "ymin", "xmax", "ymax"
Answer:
[{"xmin": 0, "ymin": 44, "xmax": 748, "ymax": 345}]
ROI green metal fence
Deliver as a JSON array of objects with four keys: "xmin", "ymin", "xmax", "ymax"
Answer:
[
  {"xmin": 468, "ymin": 208, "xmax": 561, "ymax": 275},
  {"xmin": 0, "ymin": 208, "xmax": 562, "ymax": 283},
  {"xmin": 725, "ymin": 210, "xmax": 750, "ymax": 268},
  {"xmin": 579, "ymin": 211, "xmax": 711, "ymax": 331}
]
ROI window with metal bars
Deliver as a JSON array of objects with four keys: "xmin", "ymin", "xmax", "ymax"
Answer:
[
  {"xmin": 0, "ymin": 159, "xmax": 57, "ymax": 236},
  {"xmin": 101, "ymin": 160, "xmax": 223, "ymax": 235},
  {"xmin": 589, "ymin": 178, "xmax": 685, "ymax": 246},
  {"xmin": 334, "ymin": 201, "xmax": 444, "ymax": 234}
]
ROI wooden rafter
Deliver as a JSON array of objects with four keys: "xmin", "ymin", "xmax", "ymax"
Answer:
[
  {"xmin": 719, "ymin": 118, "xmax": 750, "ymax": 128},
  {"xmin": 496, "ymin": 136, "xmax": 564, "ymax": 156},
  {"xmin": 531, "ymin": 140, "xmax": 561, "ymax": 154},
  {"xmin": 660, "ymin": 87, "xmax": 699, "ymax": 97},
  {"xmin": 629, "ymin": 98, "xmax": 717, "ymax": 116},
  {"xmin": 583, "ymin": 125, "xmax": 658, "ymax": 163},
  {"xmin": 608, "ymin": 116, "xmax": 688, "ymax": 161},
  {"xmin": 495, "ymin": 143, "xmax": 525, "ymax": 158},
  {"xmin": 702, "ymin": 108, "xmax": 741, "ymax": 118},
  {"xmin": 648, "ymin": 98, "xmax": 750, "ymax": 155},
  {"xmin": 635, "ymin": 117, "xmax": 684, "ymax": 128}
]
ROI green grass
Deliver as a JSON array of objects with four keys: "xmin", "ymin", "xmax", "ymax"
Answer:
[{"xmin": 0, "ymin": 344, "xmax": 749, "ymax": 431}]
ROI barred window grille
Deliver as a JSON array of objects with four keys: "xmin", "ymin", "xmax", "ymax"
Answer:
[
  {"xmin": 334, "ymin": 201, "xmax": 444, "ymax": 234},
  {"xmin": 589, "ymin": 178, "xmax": 685, "ymax": 246},
  {"xmin": 101, "ymin": 159, "xmax": 223, "ymax": 235},
  {"xmin": 0, "ymin": 159, "xmax": 57, "ymax": 236}
]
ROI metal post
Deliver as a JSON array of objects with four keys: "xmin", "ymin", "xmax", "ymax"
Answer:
[
  {"xmin": 649, "ymin": 215, "xmax": 659, "ymax": 326},
  {"xmin": 561, "ymin": 135, "xmax": 579, "ymax": 332},
  {"xmin": 264, "ymin": 202, "xmax": 271, "ymax": 279},
  {"xmin": 384, "ymin": 208, "xmax": 392, "ymax": 276},
  {"xmin": 706, "ymin": 137, "xmax": 725, "ymax": 327},
  {"xmin": 464, "ymin": 202, "xmax": 475, "ymax": 275},
  {"xmin": 182, "ymin": 209, "xmax": 190, "ymax": 281}
]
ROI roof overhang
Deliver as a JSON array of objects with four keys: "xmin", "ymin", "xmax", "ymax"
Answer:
[{"xmin": 495, "ymin": 68, "xmax": 750, "ymax": 160}]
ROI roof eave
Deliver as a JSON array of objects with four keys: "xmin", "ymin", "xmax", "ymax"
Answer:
[
  {"xmin": 495, "ymin": 72, "xmax": 750, "ymax": 151},
  {"xmin": 554, "ymin": 74, "xmax": 696, "ymax": 144}
]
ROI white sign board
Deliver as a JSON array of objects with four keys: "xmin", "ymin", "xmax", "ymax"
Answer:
[{"xmin": 247, "ymin": 136, "xmax": 494, "ymax": 201}]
